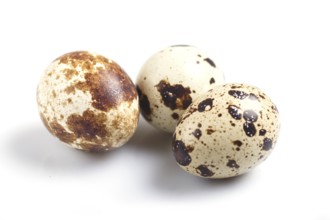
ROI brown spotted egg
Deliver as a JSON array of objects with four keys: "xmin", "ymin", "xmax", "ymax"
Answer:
[
  {"xmin": 136, "ymin": 45, "xmax": 225, "ymax": 133},
  {"xmin": 172, "ymin": 83, "xmax": 280, "ymax": 178},
  {"xmin": 37, "ymin": 51, "xmax": 139, "ymax": 152}
]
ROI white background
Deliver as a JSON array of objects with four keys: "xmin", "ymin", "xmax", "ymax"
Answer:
[{"xmin": 1, "ymin": 0, "xmax": 329, "ymax": 219}]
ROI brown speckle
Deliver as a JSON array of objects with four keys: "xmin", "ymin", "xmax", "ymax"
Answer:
[
  {"xmin": 192, "ymin": 128, "xmax": 202, "ymax": 140},
  {"xmin": 196, "ymin": 165, "xmax": 214, "ymax": 177},
  {"xmin": 64, "ymin": 85, "xmax": 75, "ymax": 94},
  {"xmin": 231, "ymin": 85, "xmax": 243, "ymax": 89},
  {"xmin": 180, "ymin": 107, "xmax": 198, "ymax": 122},
  {"xmin": 156, "ymin": 80, "xmax": 192, "ymax": 110},
  {"xmin": 206, "ymin": 129, "xmax": 215, "ymax": 135},
  {"xmin": 204, "ymin": 58, "xmax": 216, "ymax": 68},
  {"xmin": 63, "ymin": 68, "xmax": 79, "ymax": 80}
]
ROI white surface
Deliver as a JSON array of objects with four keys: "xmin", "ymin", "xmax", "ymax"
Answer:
[{"xmin": 0, "ymin": 0, "xmax": 329, "ymax": 219}]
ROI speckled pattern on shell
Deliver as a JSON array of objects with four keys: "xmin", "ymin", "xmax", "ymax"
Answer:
[
  {"xmin": 136, "ymin": 45, "xmax": 225, "ymax": 133},
  {"xmin": 37, "ymin": 51, "xmax": 139, "ymax": 152},
  {"xmin": 173, "ymin": 83, "xmax": 280, "ymax": 178}
]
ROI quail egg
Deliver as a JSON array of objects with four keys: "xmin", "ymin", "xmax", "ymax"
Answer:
[
  {"xmin": 136, "ymin": 45, "xmax": 225, "ymax": 133},
  {"xmin": 37, "ymin": 51, "xmax": 139, "ymax": 152},
  {"xmin": 172, "ymin": 83, "xmax": 280, "ymax": 178}
]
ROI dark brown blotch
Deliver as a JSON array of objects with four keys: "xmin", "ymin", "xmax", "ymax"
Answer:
[
  {"xmin": 172, "ymin": 140, "xmax": 192, "ymax": 166},
  {"xmin": 204, "ymin": 58, "xmax": 216, "ymax": 68},
  {"xmin": 231, "ymin": 85, "xmax": 243, "ymax": 89},
  {"xmin": 171, "ymin": 112, "xmax": 179, "ymax": 120},
  {"xmin": 56, "ymin": 51, "xmax": 94, "ymax": 67},
  {"xmin": 243, "ymin": 110, "xmax": 258, "ymax": 122},
  {"xmin": 228, "ymin": 90, "xmax": 249, "ymax": 99},
  {"xmin": 243, "ymin": 122, "xmax": 257, "ymax": 137},
  {"xmin": 83, "ymin": 67, "xmax": 137, "ymax": 111},
  {"xmin": 233, "ymin": 140, "xmax": 243, "ymax": 147},
  {"xmin": 209, "ymin": 77, "xmax": 215, "ymax": 84},
  {"xmin": 259, "ymin": 129, "xmax": 267, "ymax": 136},
  {"xmin": 66, "ymin": 109, "xmax": 108, "ymax": 142},
  {"xmin": 227, "ymin": 105, "xmax": 242, "ymax": 120},
  {"xmin": 136, "ymin": 86, "xmax": 152, "ymax": 121},
  {"xmin": 198, "ymin": 98, "xmax": 214, "ymax": 112},
  {"xmin": 196, "ymin": 165, "xmax": 214, "ymax": 177},
  {"xmin": 49, "ymin": 121, "xmax": 76, "ymax": 144},
  {"xmin": 262, "ymin": 138, "xmax": 273, "ymax": 151},
  {"xmin": 60, "ymin": 52, "xmax": 137, "ymax": 112},
  {"xmin": 192, "ymin": 128, "xmax": 202, "ymax": 140},
  {"xmin": 156, "ymin": 80, "xmax": 192, "ymax": 110},
  {"xmin": 63, "ymin": 68, "xmax": 79, "ymax": 80},
  {"xmin": 207, "ymin": 129, "xmax": 215, "ymax": 135},
  {"xmin": 227, "ymin": 160, "xmax": 240, "ymax": 169}
]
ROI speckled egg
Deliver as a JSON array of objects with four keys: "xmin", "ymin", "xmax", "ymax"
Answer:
[
  {"xmin": 136, "ymin": 45, "xmax": 225, "ymax": 133},
  {"xmin": 37, "ymin": 51, "xmax": 139, "ymax": 152},
  {"xmin": 172, "ymin": 83, "xmax": 280, "ymax": 178}
]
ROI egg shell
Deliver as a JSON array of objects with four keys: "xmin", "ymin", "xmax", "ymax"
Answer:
[
  {"xmin": 173, "ymin": 83, "xmax": 280, "ymax": 178},
  {"xmin": 136, "ymin": 45, "xmax": 225, "ymax": 133},
  {"xmin": 37, "ymin": 51, "xmax": 139, "ymax": 152}
]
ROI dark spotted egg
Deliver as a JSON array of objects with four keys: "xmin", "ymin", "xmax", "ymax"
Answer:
[
  {"xmin": 172, "ymin": 83, "xmax": 280, "ymax": 178},
  {"xmin": 37, "ymin": 51, "xmax": 139, "ymax": 152},
  {"xmin": 136, "ymin": 45, "xmax": 225, "ymax": 133}
]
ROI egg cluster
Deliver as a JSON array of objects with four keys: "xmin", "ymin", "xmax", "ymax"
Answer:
[{"xmin": 37, "ymin": 46, "xmax": 280, "ymax": 179}]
